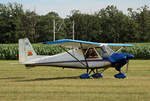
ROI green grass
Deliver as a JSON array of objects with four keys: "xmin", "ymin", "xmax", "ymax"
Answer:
[{"xmin": 0, "ymin": 60, "xmax": 150, "ymax": 101}]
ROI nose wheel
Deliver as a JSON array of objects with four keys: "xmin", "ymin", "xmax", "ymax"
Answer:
[
  {"xmin": 114, "ymin": 60, "xmax": 129, "ymax": 79},
  {"xmin": 114, "ymin": 73, "xmax": 126, "ymax": 79}
]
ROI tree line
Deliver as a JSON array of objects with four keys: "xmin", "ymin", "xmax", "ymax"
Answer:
[{"xmin": 0, "ymin": 3, "xmax": 150, "ymax": 43}]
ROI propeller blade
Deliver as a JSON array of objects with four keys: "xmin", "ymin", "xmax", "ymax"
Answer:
[{"xmin": 125, "ymin": 60, "xmax": 129, "ymax": 73}]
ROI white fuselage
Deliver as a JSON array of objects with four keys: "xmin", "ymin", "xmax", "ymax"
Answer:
[{"xmin": 23, "ymin": 49, "xmax": 111, "ymax": 69}]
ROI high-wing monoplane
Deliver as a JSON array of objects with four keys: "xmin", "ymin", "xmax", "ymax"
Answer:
[{"xmin": 19, "ymin": 38, "xmax": 134, "ymax": 79}]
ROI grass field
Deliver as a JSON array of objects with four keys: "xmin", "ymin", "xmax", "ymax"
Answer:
[{"xmin": 0, "ymin": 60, "xmax": 150, "ymax": 101}]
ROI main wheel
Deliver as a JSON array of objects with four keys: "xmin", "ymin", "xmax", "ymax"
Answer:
[
  {"xmin": 92, "ymin": 73, "xmax": 103, "ymax": 78},
  {"xmin": 80, "ymin": 73, "xmax": 90, "ymax": 79}
]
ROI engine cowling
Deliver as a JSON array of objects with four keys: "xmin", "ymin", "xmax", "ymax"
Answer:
[{"xmin": 109, "ymin": 53, "xmax": 134, "ymax": 72}]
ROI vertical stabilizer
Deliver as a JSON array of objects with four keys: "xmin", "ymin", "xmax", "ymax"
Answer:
[{"xmin": 19, "ymin": 38, "xmax": 37, "ymax": 63}]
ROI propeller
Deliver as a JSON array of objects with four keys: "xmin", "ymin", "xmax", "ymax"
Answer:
[{"xmin": 122, "ymin": 60, "xmax": 129, "ymax": 74}]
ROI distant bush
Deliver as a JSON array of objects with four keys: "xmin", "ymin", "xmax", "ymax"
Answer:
[
  {"xmin": 33, "ymin": 44, "xmax": 65, "ymax": 55},
  {"xmin": 121, "ymin": 45, "xmax": 150, "ymax": 59},
  {"xmin": 0, "ymin": 43, "xmax": 150, "ymax": 60},
  {"xmin": 0, "ymin": 44, "xmax": 64, "ymax": 60},
  {"xmin": 0, "ymin": 44, "xmax": 18, "ymax": 60}
]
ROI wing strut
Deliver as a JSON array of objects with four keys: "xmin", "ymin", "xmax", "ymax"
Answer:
[
  {"xmin": 80, "ymin": 43, "xmax": 90, "ymax": 73},
  {"xmin": 59, "ymin": 46, "xmax": 86, "ymax": 67}
]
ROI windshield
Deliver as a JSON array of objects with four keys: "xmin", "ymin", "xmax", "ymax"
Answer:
[{"xmin": 95, "ymin": 46, "xmax": 114, "ymax": 58}]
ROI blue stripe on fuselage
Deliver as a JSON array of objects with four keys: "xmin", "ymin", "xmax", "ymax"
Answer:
[{"xmin": 40, "ymin": 59, "xmax": 111, "ymax": 64}]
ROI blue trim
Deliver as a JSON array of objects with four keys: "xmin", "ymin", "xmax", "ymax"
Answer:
[
  {"xmin": 107, "ymin": 43, "xmax": 133, "ymax": 47},
  {"xmin": 43, "ymin": 39, "xmax": 134, "ymax": 47}
]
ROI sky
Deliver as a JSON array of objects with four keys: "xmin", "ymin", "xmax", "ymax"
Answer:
[{"xmin": 0, "ymin": 0, "xmax": 150, "ymax": 18}]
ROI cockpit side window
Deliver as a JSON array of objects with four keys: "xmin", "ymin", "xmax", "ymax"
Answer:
[
  {"xmin": 95, "ymin": 47, "xmax": 103, "ymax": 57},
  {"xmin": 85, "ymin": 48, "xmax": 99, "ymax": 58},
  {"xmin": 83, "ymin": 46, "xmax": 113, "ymax": 59}
]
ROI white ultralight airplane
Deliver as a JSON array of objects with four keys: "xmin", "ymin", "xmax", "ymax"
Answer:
[{"xmin": 19, "ymin": 38, "xmax": 134, "ymax": 79}]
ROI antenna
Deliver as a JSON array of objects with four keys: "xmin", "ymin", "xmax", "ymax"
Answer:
[
  {"xmin": 53, "ymin": 19, "xmax": 74, "ymax": 41},
  {"xmin": 53, "ymin": 19, "xmax": 55, "ymax": 41},
  {"xmin": 72, "ymin": 20, "xmax": 75, "ymax": 40}
]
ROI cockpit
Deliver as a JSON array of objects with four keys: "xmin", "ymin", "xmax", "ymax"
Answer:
[{"xmin": 84, "ymin": 45, "xmax": 114, "ymax": 59}]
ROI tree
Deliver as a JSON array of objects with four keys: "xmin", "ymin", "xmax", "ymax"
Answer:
[
  {"xmin": 20, "ymin": 10, "xmax": 38, "ymax": 42},
  {"xmin": 36, "ymin": 12, "xmax": 63, "ymax": 42},
  {"xmin": 1, "ymin": 2, "xmax": 150, "ymax": 43},
  {"xmin": 97, "ymin": 5, "xmax": 136, "ymax": 43},
  {"xmin": 0, "ymin": 2, "xmax": 24, "ymax": 43},
  {"xmin": 67, "ymin": 10, "xmax": 102, "ymax": 42},
  {"xmin": 136, "ymin": 6, "xmax": 150, "ymax": 42}
]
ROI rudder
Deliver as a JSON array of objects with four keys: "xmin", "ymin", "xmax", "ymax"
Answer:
[{"xmin": 19, "ymin": 38, "xmax": 37, "ymax": 63}]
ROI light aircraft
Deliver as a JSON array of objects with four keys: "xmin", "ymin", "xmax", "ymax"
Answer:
[{"xmin": 19, "ymin": 38, "xmax": 134, "ymax": 79}]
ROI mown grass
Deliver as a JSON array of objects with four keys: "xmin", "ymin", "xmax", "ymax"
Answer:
[{"xmin": 0, "ymin": 60, "xmax": 150, "ymax": 101}]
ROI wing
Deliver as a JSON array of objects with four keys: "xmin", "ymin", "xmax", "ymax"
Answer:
[
  {"xmin": 107, "ymin": 43, "xmax": 134, "ymax": 47},
  {"xmin": 43, "ymin": 39, "xmax": 134, "ymax": 48},
  {"xmin": 43, "ymin": 39, "xmax": 100, "ymax": 48}
]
